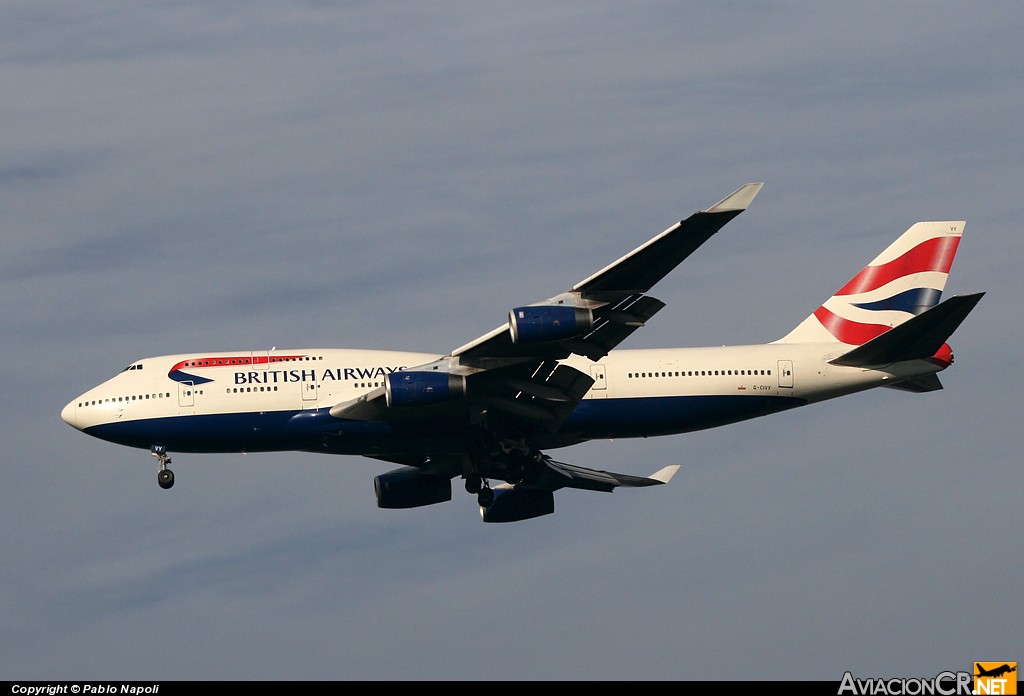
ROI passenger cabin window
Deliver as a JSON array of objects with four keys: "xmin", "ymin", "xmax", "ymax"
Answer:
[{"xmin": 625, "ymin": 367, "xmax": 773, "ymax": 379}]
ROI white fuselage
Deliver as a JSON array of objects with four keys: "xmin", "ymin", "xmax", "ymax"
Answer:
[{"xmin": 61, "ymin": 343, "xmax": 943, "ymax": 456}]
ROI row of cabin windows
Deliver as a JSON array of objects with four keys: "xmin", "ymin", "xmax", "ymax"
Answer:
[
  {"xmin": 79, "ymin": 392, "xmax": 172, "ymax": 407},
  {"xmin": 224, "ymin": 382, "xmax": 382, "ymax": 392},
  {"xmin": 183, "ymin": 355, "xmax": 324, "ymax": 368},
  {"xmin": 628, "ymin": 369, "xmax": 772, "ymax": 378}
]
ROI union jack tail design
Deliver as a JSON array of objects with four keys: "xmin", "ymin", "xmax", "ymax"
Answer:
[{"xmin": 776, "ymin": 221, "xmax": 965, "ymax": 345}]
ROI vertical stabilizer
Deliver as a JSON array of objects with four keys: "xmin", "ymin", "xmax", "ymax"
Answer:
[{"xmin": 776, "ymin": 221, "xmax": 965, "ymax": 345}]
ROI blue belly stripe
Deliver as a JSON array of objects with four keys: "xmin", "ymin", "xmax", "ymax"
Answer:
[{"xmin": 85, "ymin": 394, "xmax": 807, "ymax": 454}]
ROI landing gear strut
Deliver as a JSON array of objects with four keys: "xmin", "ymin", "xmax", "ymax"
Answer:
[
  {"xmin": 477, "ymin": 483, "xmax": 494, "ymax": 508},
  {"xmin": 151, "ymin": 445, "xmax": 174, "ymax": 490},
  {"xmin": 504, "ymin": 450, "xmax": 526, "ymax": 484},
  {"xmin": 464, "ymin": 474, "xmax": 494, "ymax": 507},
  {"xmin": 462, "ymin": 437, "xmax": 544, "ymax": 508}
]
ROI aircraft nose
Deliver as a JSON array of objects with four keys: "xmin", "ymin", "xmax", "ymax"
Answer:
[{"xmin": 61, "ymin": 399, "xmax": 79, "ymax": 429}]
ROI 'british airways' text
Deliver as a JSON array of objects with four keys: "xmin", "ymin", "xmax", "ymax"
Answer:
[{"xmin": 233, "ymin": 366, "xmax": 406, "ymax": 385}]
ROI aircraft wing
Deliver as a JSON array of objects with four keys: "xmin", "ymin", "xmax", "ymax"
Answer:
[
  {"xmin": 330, "ymin": 183, "xmax": 762, "ymax": 431},
  {"xmin": 366, "ymin": 456, "xmax": 680, "ymax": 494},
  {"xmin": 453, "ymin": 181, "xmax": 764, "ymax": 362},
  {"xmin": 479, "ymin": 459, "xmax": 681, "ymax": 523},
  {"xmin": 526, "ymin": 458, "xmax": 681, "ymax": 493}
]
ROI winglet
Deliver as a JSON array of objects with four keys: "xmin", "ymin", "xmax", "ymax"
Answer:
[
  {"xmin": 706, "ymin": 182, "xmax": 764, "ymax": 212},
  {"xmin": 649, "ymin": 464, "xmax": 681, "ymax": 483}
]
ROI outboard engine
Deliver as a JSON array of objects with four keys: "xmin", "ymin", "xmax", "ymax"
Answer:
[{"xmin": 509, "ymin": 305, "xmax": 593, "ymax": 344}]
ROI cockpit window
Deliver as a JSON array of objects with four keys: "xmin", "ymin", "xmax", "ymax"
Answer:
[{"xmin": 120, "ymin": 363, "xmax": 143, "ymax": 373}]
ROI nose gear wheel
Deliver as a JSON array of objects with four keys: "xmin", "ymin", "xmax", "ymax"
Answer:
[{"xmin": 151, "ymin": 445, "xmax": 174, "ymax": 490}]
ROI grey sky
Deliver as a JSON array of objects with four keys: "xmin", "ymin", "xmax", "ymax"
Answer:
[{"xmin": 2, "ymin": 1, "xmax": 1020, "ymax": 681}]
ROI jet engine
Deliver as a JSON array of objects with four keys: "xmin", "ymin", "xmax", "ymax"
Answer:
[
  {"xmin": 480, "ymin": 486, "xmax": 555, "ymax": 523},
  {"xmin": 508, "ymin": 305, "xmax": 594, "ymax": 344},
  {"xmin": 385, "ymin": 371, "xmax": 466, "ymax": 408},
  {"xmin": 374, "ymin": 467, "xmax": 453, "ymax": 509}
]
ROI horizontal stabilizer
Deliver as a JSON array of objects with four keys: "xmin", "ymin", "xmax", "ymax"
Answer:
[
  {"xmin": 830, "ymin": 293, "xmax": 984, "ymax": 367},
  {"xmin": 883, "ymin": 374, "xmax": 944, "ymax": 393}
]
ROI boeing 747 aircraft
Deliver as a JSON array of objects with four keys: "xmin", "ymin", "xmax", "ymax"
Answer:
[{"xmin": 61, "ymin": 183, "xmax": 983, "ymax": 522}]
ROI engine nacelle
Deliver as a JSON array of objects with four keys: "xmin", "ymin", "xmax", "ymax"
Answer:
[
  {"xmin": 480, "ymin": 486, "xmax": 555, "ymax": 523},
  {"xmin": 509, "ymin": 305, "xmax": 594, "ymax": 344},
  {"xmin": 375, "ymin": 467, "xmax": 452, "ymax": 509},
  {"xmin": 385, "ymin": 371, "xmax": 466, "ymax": 408}
]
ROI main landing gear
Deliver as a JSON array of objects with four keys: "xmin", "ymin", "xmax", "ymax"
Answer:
[
  {"xmin": 462, "ymin": 446, "xmax": 543, "ymax": 508},
  {"xmin": 464, "ymin": 475, "xmax": 495, "ymax": 507},
  {"xmin": 151, "ymin": 445, "xmax": 174, "ymax": 489}
]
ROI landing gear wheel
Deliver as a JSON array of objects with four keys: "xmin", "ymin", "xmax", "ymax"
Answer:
[
  {"xmin": 465, "ymin": 476, "xmax": 482, "ymax": 494},
  {"xmin": 151, "ymin": 445, "xmax": 174, "ymax": 490},
  {"xmin": 477, "ymin": 486, "xmax": 495, "ymax": 508},
  {"xmin": 157, "ymin": 468, "xmax": 175, "ymax": 489}
]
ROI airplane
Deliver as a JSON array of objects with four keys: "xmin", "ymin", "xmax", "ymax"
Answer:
[
  {"xmin": 60, "ymin": 182, "xmax": 984, "ymax": 522},
  {"xmin": 976, "ymin": 664, "xmax": 1017, "ymax": 679}
]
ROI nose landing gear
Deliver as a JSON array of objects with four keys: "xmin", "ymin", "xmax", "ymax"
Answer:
[{"xmin": 151, "ymin": 445, "xmax": 174, "ymax": 489}]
